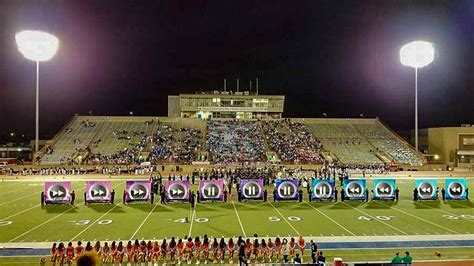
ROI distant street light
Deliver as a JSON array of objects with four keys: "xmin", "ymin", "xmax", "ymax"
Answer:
[
  {"xmin": 400, "ymin": 41, "xmax": 435, "ymax": 151},
  {"xmin": 15, "ymin": 30, "xmax": 59, "ymax": 153}
]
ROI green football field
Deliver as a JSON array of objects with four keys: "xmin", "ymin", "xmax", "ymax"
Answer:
[{"xmin": 0, "ymin": 176, "xmax": 473, "ymax": 263}]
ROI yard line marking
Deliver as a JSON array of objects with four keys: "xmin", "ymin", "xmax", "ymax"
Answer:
[
  {"xmin": 0, "ymin": 181, "xmax": 83, "ymax": 206},
  {"xmin": 268, "ymin": 202, "xmax": 300, "ymax": 235},
  {"xmin": 0, "ymin": 194, "xmax": 41, "ymax": 206},
  {"xmin": 0, "ymin": 185, "xmax": 42, "ymax": 196},
  {"xmin": 70, "ymin": 203, "xmax": 121, "ymax": 241},
  {"xmin": 9, "ymin": 204, "xmax": 83, "ymax": 242},
  {"xmin": 304, "ymin": 201, "xmax": 356, "ymax": 236},
  {"xmin": 7, "ymin": 182, "xmax": 120, "ymax": 242},
  {"xmin": 231, "ymin": 201, "xmax": 247, "ymax": 237},
  {"xmin": 340, "ymin": 202, "xmax": 407, "ymax": 235},
  {"xmin": 415, "ymin": 201, "xmax": 474, "ymax": 223},
  {"xmin": 188, "ymin": 205, "xmax": 196, "ymax": 237},
  {"xmin": 375, "ymin": 201, "xmax": 459, "ymax": 234},
  {"xmin": 0, "ymin": 182, "xmax": 25, "ymax": 189},
  {"xmin": 130, "ymin": 202, "xmax": 159, "ymax": 240},
  {"xmin": 0, "ymin": 204, "xmax": 40, "ymax": 221}
]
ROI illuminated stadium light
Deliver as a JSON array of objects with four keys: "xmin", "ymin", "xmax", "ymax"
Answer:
[
  {"xmin": 15, "ymin": 30, "xmax": 59, "ymax": 153},
  {"xmin": 15, "ymin": 30, "xmax": 59, "ymax": 62},
  {"xmin": 400, "ymin": 41, "xmax": 435, "ymax": 69},
  {"xmin": 400, "ymin": 40, "xmax": 435, "ymax": 152}
]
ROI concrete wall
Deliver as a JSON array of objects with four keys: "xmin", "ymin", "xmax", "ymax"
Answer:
[
  {"xmin": 167, "ymin": 96, "xmax": 180, "ymax": 117},
  {"xmin": 428, "ymin": 127, "xmax": 474, "ymax": 165}
]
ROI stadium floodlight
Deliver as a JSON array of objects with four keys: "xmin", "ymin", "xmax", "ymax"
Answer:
[
  {"xmin": 400, "ymin": 41, "xmax": 435, "ymax": 151},
  {"xmin": 15, "ymin": 30, "xmax": 59, "ymax": 153}
]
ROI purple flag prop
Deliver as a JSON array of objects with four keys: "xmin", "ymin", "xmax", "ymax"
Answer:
[
  {"xmin": 165, "ymin": 180, "xmax": 190, "ymax": 201},
  {"xmin": 125, "ymin": 180, "xmax": 151, "ymax": 202},
  {"xmin": 86, "ymin": 180, "xmax": 112, "ymax": 203},
  {"xmin": 199, "ymin": 180, "xmax": 224, "ymax": 201},
  {"xmin": 44, "ymin": 181, "xmax": 71, "ymax": 204}
]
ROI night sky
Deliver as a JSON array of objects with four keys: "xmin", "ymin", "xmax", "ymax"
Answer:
[{"xmin": 1, "ymin": 0, "xmax": 473, "ymax": 139}]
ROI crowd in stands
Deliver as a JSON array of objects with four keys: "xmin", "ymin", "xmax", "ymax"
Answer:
[
  {"xmin": 1, "ymin": 165, "xmax": 158, "ymax": 176},
  {"xmin": 86, "ymin": 135, "xmax": 150, "ymax": 165},
  {"xmin": 206, "ymin": 121, "xmax": 266, "ymax": 164},
  {"xmin": 1, "ymin": 163, "xmax": 389, "ymax": 179},
  {"xmin": 371, "ymin": 140, "xmax": 424, "ymax": 166},
  {"xmin": 35, "ymin": 118, "xmax": 424, "ymax": 168},
  {"xmin": 149, "ymin": 123, "xmax": 202, "ymax": 164},
  {"xmin": 262, "ymin": 119, "xmax": 323, "ymax": 164},
  {"xmin": 321, "ymin": 162, "xmax": 390, "ymax": 178},
  {"xmin": 46, "ymin": 235, "xmax": 327, "ymax": 265}
]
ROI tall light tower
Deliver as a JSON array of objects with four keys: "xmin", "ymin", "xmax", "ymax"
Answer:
[
  {"xmin": 15, "ymin": 30, "xmax": 59, "ymax": 153},
  {"xmin": 400, "ymin": 41, "xmax": 435, "ymax": 151}
]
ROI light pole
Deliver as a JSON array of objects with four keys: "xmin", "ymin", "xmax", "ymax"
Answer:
[
  {"xmin": 400, "ymin": 41, "xmax": 435, "ymax": 151},
  {"xmin": 15, "ymin": 30, "xmax": 59, "ymax": 153}
]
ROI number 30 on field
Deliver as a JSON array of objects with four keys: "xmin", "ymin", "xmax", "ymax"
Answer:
[
  {"xmin": 443, "ymin": 214, "xmax": 474, "ymax": 220},
  {"xmin": 69, "ymin": 220, "xmax": 113, "ymax": 225}
]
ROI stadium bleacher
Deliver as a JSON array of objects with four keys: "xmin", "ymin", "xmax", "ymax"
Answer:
[
  {"xmin": 206, "ymin": 120, "xmax": 266, "ymax": 163},
  {"xmin": 307, "ymin": 119, "xmax": 424, "ymax": 166},
  {"xmin": 261, "ymin": 119, "xmax": 323, "ymax": 164},
  {"xmin": 40, "ymin": 118, "xmax": 104, "ymax": 165},
  {"xmin": 38, "ymin": 116, "xmax": 424, "ymax": 167},
  {"xmin": 149, "ymin": 121, "xmax": 202, "ymax": 164},
  {"xmin": 354, "ymin": 122, "xmax": 424, "ymax": 166}
]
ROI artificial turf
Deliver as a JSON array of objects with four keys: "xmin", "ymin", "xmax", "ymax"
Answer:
[{"xmin": 0, "ymin": 176, "xmax": 473, "ymax": 260}]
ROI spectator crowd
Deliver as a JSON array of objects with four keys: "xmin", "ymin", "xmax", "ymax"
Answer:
[
  {"xmin": 262, "ymin": 119, "xmax": 323, "ymax": 164},
  {"xmin": 206, "ymin": 121, "xmax": 266, "ymax": 164}
]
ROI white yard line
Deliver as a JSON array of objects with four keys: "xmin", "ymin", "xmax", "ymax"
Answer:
[
  {"xmin": 340, "ymin": 202, "xmax": 408, "ymax": 235},
  {"xmin": 188, "ymin": 206, "xmax": 196, "ymax": 237},
  {"xmin": 415, "ymin": 201, "xmax": 474, "ymax": 223},
  {"xmin": 0, "ymin": 204, "xmax": 41, "ymax": 221},
  {"xmin": 9, "ymin": 204, "xmax": 82, "ymax": 242},
  {"xmin": 304, "ymin": 201, "xmax": 356, "ymax": 236},
  {"xmin": 231, "ymin": 200, "xmax": 247, "ymax": 237},
  {"xmin": 0, "ymin": 182, "xmax": 26, "ymax": 189},
  {"xmin": 70, "ymin": 203, "xmax": 121, "ymax": 241},
  {"xmin": 0, "ymin": 179, "xmax": 99, "ymax": 221},
  {"xmin": 0, "ymin": 181, "xmax": 83, "ymax": 206},
  {"xmin": 268, "ymin": 201, "xmax": 300, "ymax": 235},
  {"xmin": 8, "ymin": 182, "xmax": 120, "ymax": 242},
  {"xmin": 0, "ymin": 194, "xmax": 41, "ymax": 206},
  {"xmin": 375, "ymin": 201, "xmax": 459, "ymax": 234},
  {"xmin": 130, "ymin": 202, "xmax": 159, "ymax": 240},
  {"xmin": 0, "ymin": 185, "xmax": 42, "ymax": 196}
]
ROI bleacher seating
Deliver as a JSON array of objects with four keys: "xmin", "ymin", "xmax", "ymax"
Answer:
[
  {"xmin": 354, "ymin": 122, "xmax": 424, "ymax": 166},
  {"xmin": 307, "ymin": 120, "xmax": 383, "ymax": 165},
  {"xmin": 39, "ymin": 116, "xmax": 424, "ymax": 166},
  {"xmin": 261, "ymin": 119, "xmax": 323, "ymax": 163},
  {"xmin": 320, "ymin": 138, "xmax": 382, "ymax": 165},
  {"xmin": 40, "ymin": 118, "xmax": 103, "ymax": 165},
  {"xmin": 149, "ymin": 122, "xmax": 202, "ymax": 164},
  {"xmin": 206, "ymin": 120, "xmax": 265, "ymax": 163},
  {"xmin": 89, "ymin": 120, "xmax": 153, "ymax": 156}
]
